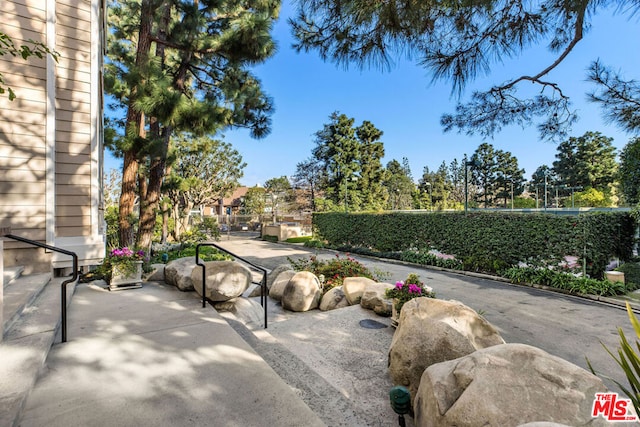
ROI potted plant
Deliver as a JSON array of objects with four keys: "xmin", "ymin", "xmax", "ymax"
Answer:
[
  {"xmin": 385, "ymin": 273, "xmax": 435, "ymax": 327},
  {"xmin": 108, "ymin": 247, "xmax": 146, "ymax": 291}
]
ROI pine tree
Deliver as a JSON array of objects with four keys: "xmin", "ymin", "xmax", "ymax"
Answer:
[{"xmin": 106, "ymin": 0, "xmax": 279, "ymax": 248}]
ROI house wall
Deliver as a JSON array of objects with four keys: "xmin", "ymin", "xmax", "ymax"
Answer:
[{"xmin": 0, "ymin": 0, "xmax": 104, "ymax": 273}]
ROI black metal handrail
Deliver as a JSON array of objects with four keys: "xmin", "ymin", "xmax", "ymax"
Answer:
[
  {"xmin": 195, "ymin": 242, "xmax": 268, "ymax": 328},
  {"xmin": 3, "ymin": 233, "xmax": 78, "ymax": 342}
]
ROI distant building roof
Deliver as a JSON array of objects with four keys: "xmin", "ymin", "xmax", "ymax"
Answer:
[{"xmin": 221, "ymin": 186, "xmax": 249, "ymax": 207}]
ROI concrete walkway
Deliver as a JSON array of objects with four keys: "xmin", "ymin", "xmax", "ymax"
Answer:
[{"xmin": 18, "ymin": 280, "xmax": 326, "ymax": 427}]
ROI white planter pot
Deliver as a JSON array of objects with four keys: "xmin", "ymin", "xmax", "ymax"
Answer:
[{"xmin": 110, "ymin": 260, "xmax": 143, "ymax": 291}]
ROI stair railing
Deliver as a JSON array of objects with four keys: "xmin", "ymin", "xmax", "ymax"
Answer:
[
  {"xmin": 195, "ymin": 242, "xmax": 268, "ymax": 328},
  {"xmin": 2, "ymin": 233, "xmax": 78, "ymax": 342}
]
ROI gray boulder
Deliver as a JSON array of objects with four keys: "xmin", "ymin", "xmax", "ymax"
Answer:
[
  {"xmin": 414, "ymin": 343, "xmax": 608, "ymax": 427},
  {"xmin": 319, "ymin": 286, "xmax": 350, "ymax": 311},
  {"xmin": 268, "ymin": 270, "xmax": 297, "ymax": 302},
  {"xmin": 145, "ymin": 263, "xmax": 165, "ymax": 282},
  {"xmin": 389, "ymin": 298, "xmax": 505, "ymax": 405},
  {"xmin": 214, "ymin": 298, "xmax": 265, "ymax": 327},
  {"xmin": 268, "ymin": 263, "xmax": 294, "ymax": 289},
  {"xmin": 248, "ymin": 263, "xmax": 293, "ymax": 297},
  {"xmin": 360, "ymin": 282, "xmax": 394, "ymax": 316},
  {"xmin": 343, "ymin": 276, "xmax": 377, "ymax": 305},
  {"xmin": 190, "ymin": 261, "xmax": 252, "ymax": 302},
  {"xmin": 164, "ymin": 257, "xmax": 198, "ymax": 291},
  {"xmin": 282, "ymin": 271, "xmax": 322, "ymax": 312}
]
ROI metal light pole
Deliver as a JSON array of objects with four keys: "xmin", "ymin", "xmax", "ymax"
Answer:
[
  {"xmin": 511, "ymin": 181, "xmax": 514, "ymax": 210},
  {"xmin": 464, "ymin": 158, "xmax": 478, "ymax": 215},
  {"xmin": 544, "ymin": 172, "xmax": 548, "ymax": 212}
]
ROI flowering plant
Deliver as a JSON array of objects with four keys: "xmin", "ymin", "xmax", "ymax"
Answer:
[
  {"xmin": 107, "ymin": 247, "xmax": 146, "ymax": 277},
  {"xmin": 385, "ymin": 273, "xmax": 435, "ymax": 313}
]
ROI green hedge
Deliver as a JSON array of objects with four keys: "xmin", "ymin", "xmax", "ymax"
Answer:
[{"xmin": 313, "ymin": 211, "xmax": 636, "ymax": 278}]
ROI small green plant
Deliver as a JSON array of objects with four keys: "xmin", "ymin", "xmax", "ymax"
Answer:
[
  {"xmin": 303, "ymin": 239, "xmax": 325, "ymax": 248},
  {"xmin": 588, "ymin": 302, "xmax": 640, "ymax": 415},
  {"xmin": 385, "ymin": 273, "xmax": 435, "ymax": 313}
]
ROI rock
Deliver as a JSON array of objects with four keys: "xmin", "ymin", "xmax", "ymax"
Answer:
[
  {"xmin": 267, "ymin": 263, "xmax": 294, "ymax": 289},
  {"xmin": 319, "ymin": 286, "xmax": 350, "ymax": 311},
  {"xmin": 145, "ymin": 263, "xmax": 165, "ymax": 282},
  {"xmin": 248, "ymin": 263, "xmax": 293, "ymax": 297},
  {"xmin": 282, "ymin": 271, "xmax": 322, "ymax": 312},
  {"xmin": 388, "ymin": 298, "xmax": 504, "ymax": 405},
  {"xmin": 360, "ymin": 282, "xmax": 395, "ymax": 316},
  {"xmin": 414, "ymin": 343, "xmax": 608, "ymax": 427},
  {"xmin": 190, "ymin": 261, "xmax": 252, "ymax": 302},
  {"xmin": 164, "ymin": 257, "xmax": 198, "ymax": 291},
  {"xmin": 268, "ymin": 270, "xmax": 297, "ymax": 301},
  {"xmin": 343, "ymin": 276, "xmax": 377, "ymax": 305},
  {"xmin": 214, "ymin": 298, "xmax": 265, "ymax": 327}
]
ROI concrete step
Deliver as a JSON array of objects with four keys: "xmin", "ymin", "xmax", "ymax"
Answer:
[
  {"xmin": 220, "ymin": 310, "xmax": 376, "ymax": 427},
  {"xmin": 3, "ymin": 272, "xmax": 51, "ymax": 337},
  {"xmin": 3, "ymin": 266, "xmax": 25, "ymax": 288},
  {"xmin": 0, "ymin": 276, "xmax": 76, "ymax": 427}
]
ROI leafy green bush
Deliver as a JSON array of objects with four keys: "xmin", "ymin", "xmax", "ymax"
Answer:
[
  {"xmin": 286, "ymin": 236, "xmax": 313, "ymax": 244},
  {"xmin": 149, "ymin": 244, "xmax": 230, "ymax": 264},
  {"xmin": 503, "ymin": 266, "xmax": 631, "ymax": 296},
  {"xmin": 262, "ymin": 235, "xmax": 278, "ymax": 243},
  {"xmin": 385, "ymin": 273, "xmax": 435, "ymax": 313},
  {"xmin": 288, "ymin": 254, "xmax": 384, "ymax": 294},
  {"xmin": 303, "ymin": 239, "xmax": 325, "ymax": 248},
  {"xmin": 616, "ymin": 263, "xmax": 640, "ymax": 291},
  {"xmin": 313, "ymin": 211, "xmax": 635, "ymax": 279}
]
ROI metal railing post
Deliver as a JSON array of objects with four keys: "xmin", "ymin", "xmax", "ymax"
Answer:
[
  {"xmin": 195, "ymin": 243, "xmax": 268, "ymax": 328},
  {"xmin": 3, "ymin": 234, "xmax": 78, "ymax": 342}
]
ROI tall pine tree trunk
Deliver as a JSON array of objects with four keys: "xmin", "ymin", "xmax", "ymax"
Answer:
[
  {"xmin": 135, "ymin": 2, "xmax": 172, "ymax": 251},
  {"xmin": 118, "ymin": 0, "xmax": 157, "ymax": 248}
]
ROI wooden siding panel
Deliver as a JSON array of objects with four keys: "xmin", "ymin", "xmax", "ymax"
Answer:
[
  {"xmin": 55, "ymin": 184, "xmax": 90, "ymax": 196},
  {"xmin": 0, "ymin": 156, "xmax": 46, "ymax": 170},
  {"xmin": 56, "ymin": 162, "xmax": 91, "ymax": 175},
  {"xmin": 56, "ymin": 141, "xmax": 91, "ymax": 157},
  {"xmin": 0, "ymin": 193, "xmax": 45, "ymax": 205},
  {"xmin": 0, "ymin": 181, "xmax": 45, "ymax": 194}
]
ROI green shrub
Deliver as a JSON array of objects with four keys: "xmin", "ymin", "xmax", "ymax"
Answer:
[
  {"xmin": 288, "ymin": 254, "xmax": 384, "ymax": 294},
  {"xmin": 303, "ymin": 239, "xmax": 325, "ymax": 248},
  {"xmin": 262, "ymin": 235, "xmax": 278, "ymax": 243},
  {"xmin": 313, "ymin": 211, "xmax": 636, "ymax": 279},
  {"xmin": 385, "ymin": 273, "xmax": 436, "ymax": 313},
  {"xmin": 617, "ymin": 263, "xmax": 640, "ymax": 291},
  {"xmin": 149, "ymin": 244, "xmax": 230, "ymax": 264},
  {"xmin": 502, "ymin": 266, "xmax": 632, "ymax": 296},
  {"xmin": 286, "ymin": 236, "xmax": 313, "ymax": 244}
]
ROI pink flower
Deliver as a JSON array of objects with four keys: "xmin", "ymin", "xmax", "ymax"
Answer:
[
  {"xmin": 408, "ymin": 284, "xmax": 422, "ymax": 294},
  {"xmin": 395, "ymin": 281, "xmax": 404, "ymax": 290}
]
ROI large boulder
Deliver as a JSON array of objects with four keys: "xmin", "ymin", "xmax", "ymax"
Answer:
[
  {"xmin": 145, "ymin": 263, "xmax": 166, "ymax": 282},
  {"xmin": 360, "ymin": 282, "xmax": 394, "ymax": 316},
  {"xmin": 164, "ymin": 257, "xmax": 198, "ymax": 291},
  {"xmin": 388, "ymin": 298, "xmax": 505, "ymax": 405},
  {"xmin": 214, "ymin": 298, "xmax": 265, "ymax": 327},
  {"xmin": 268, "ymin": 263, "xmax": 294, "ymax": 289},
  {"xmin": 319, "ymin": 286, "xmax": 350, "ymax": 311},
  {"xmin": 248, "ymin": 263, "xmax": 293, "ymax": 297},
  {"xmin": 414, "ymin": 343, "xmax": 608, "ymax": 427},
  {"xmin": 268, "ymin": 270, "xmax": 297, "ymax": 302},
  {"xmin": 343, "ymin": 276, "xmax": 377, "ymax": 305},
  {"xmin": 190, "ymin": 261, "xmax": 252, "ymax": 302},
  {"xmin": 282, "ymin": 271, "xmax": 322, "ymax": 312}
]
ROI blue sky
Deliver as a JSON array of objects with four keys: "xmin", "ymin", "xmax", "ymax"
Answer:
[{"xmin": 106, "ymin": 2, "xmax": 640, "ymax": 187}]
